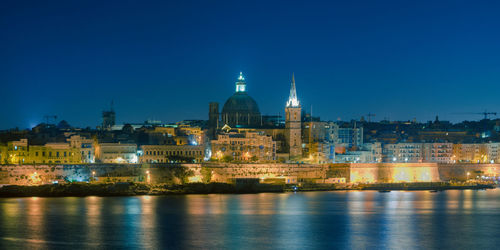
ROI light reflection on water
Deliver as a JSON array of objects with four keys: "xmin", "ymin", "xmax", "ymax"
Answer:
[{"xmin": 1, "ymin": 189, "xmax": 500, "ymax": 249}]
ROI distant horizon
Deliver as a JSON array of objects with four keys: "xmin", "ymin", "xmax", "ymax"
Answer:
[{"xmin": 2, "ymin": 108, "xmax": 499, "ymax": 131}]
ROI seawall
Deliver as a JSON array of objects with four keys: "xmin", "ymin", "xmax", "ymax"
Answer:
[{"xmin": 0, "ymin": 163, "xmax": 498, "ymax": 185}]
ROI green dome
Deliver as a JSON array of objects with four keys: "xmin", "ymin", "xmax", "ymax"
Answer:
[{"xmin": 222, "ymin": 92, "xmax": 260, "ymax": 114}]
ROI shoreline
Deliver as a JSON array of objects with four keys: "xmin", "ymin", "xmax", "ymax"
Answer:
[{"xmin": 0, "ymin": 182, "xmax": 496, "ymax": 197}]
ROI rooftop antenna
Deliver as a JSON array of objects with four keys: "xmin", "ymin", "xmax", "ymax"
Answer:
[{"xmin": 310, "ymin": 105, "xmax": 313, "ymax": 122}]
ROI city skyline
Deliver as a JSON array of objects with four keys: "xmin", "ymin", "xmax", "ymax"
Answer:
[
  {"xmin": 3, "ymin": 2, "xmax": 500, "ymax": 249},
  {"xmin": 3, "ymin": 0, "xmax": 500, "ymax": 129}
]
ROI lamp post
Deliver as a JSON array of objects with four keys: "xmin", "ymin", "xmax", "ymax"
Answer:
[
  {"xmin": 92, "ymin": 171, "xmax": 96, "ymax": 182},
  {"xmin": 467, "ymin": 172, "xmax": 470, "ymax": 182},
  {"xmin": 146, "ymin": 170, "xmax": 151, "ymax": 184}
]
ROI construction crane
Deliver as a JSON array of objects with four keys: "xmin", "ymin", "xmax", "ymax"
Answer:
[
  {"xmin": 43, "ymin": 115, "xmax": 57, "ymax": 125},
  {"xmin": 363, "ymin": 113, "xmax": 376, "ymax": 122},
  {"xmin": 478, "ymin": 111, "xmax": 497, "ymax": 119},
  {"xmin": 451, "ymin": 111, "xmax": 497, "ymax": 120}
]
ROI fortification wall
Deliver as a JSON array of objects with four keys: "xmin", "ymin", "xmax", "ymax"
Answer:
[
  {"xmin": 1, "ymin": 163, "xmax": 498, "ymax": 185},
  {"xmin": 437, "ymin": 164, "xmax": 500, "ymax": 181}
]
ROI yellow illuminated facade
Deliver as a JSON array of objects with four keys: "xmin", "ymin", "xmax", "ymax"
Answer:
[
  {"xmin": 211, "ymin": 131, "xmax": 276, "ymax": 162},
  {"xmin": 349, "ymin": 164, "xmax": 440, "ymax": 183},
  {"xmin": 1, "ymin": 139, "xmax": 82, "ymax": 164},
  {"xmin": 29, "ymin": 143, "xmax": 81, "ymax": 164},
  {"xmin": 0, "ymin": 145, "xmax": 7, "ymax": 164},
  {"xmin": 6, "ymin": 139, "xmax": 29, "ymax": 164},
  {"xmin": 453, "ymin": 143, "xmax": 488, "ymax": 163}
]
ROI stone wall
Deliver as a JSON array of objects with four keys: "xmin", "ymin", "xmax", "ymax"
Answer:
[
  {"xmin": 437, "ymin": 163, "xmax": 500, "ymax": 181},
  {"xmin": 1, "ymin": 163, "xmax": 499, "ymax": 185}
]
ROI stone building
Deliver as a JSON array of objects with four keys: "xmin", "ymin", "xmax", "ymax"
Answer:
[
  {"xmin": 1, "ymin": 139, "xmax": 81, "ymax": 164},
  {"xmin": 139, "ymin": 145, "xmax": 205, "ymax": 163},
  {"xmin": 95, "ymin": 143, "xmax": 137, "ymax": 163},
  {"xmin": 29, "ymin": 143, "xmax": 81, "ymax": 164},
  {"xmin": 220, "ymin": 72, "xmax": 262, "ymax": 127},
  {"xmin": 4, "ymin": 139, "xmax": 29, "ymax": 164},
  {"xmin": 453, "ymin": 143, "xmax": 489, "ymax": 163},
  {"xmin": 68, "ymin": 135, "xmax": 95, "ymax": 163},
  {"xmin": 211, "ymin": 131, "xmax": 276, "ymax": 162},
  {"xmin": 382, "ymin": 142, "xmax": 453, "ymax": 163},
  {"xmin": 285, "ymin": 74, "xmax": 302, "ymax": 160}
]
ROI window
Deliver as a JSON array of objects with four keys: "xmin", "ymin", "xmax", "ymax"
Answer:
[{"xmin": 64, "ymin": 152, "xmax": 67, "ymax": 157}]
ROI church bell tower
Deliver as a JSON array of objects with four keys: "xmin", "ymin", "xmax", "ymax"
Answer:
[{"xmin": 285, "ymin": 74, "xmax": 302, "ymax": 159}]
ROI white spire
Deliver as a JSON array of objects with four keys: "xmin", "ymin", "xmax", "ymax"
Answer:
[{"xmin": 286, "ymin": 73, "xmax": 300, "ymax": 107}]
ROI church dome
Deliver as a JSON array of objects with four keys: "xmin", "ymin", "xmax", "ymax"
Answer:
[
  {"xmin": 220, "ymin": 72, "xmax": 261, "ymax": 127},
  {"xmin": 222, "ymin": 92, "xmax": 260, "ymax": 115}
]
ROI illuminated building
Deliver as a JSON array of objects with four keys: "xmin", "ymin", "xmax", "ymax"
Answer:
[
  {"xmin": 0, "ymin": 145, "xmax": 7, "ymax": 164},
  {"xmin": 423, "ymin": 143, "xmax": 453, "ymax": 163},
  {"xmin": 334, "ymin": 143, "xmax": 382, "ymax": 163},
  {"xmin": 337, "ymin": 127, "xmax": 363, "ymax": 149},
  {"xmin": 394, "ymin": 143, "xmax": 423, "ymax": 163},
  {"xmin": 5, "ymin": 139, "xmax": 29, "ymax": 164},
  {"xmin": 211, "ymin": 131, "xmax": 276, "ymax": 162},
  {"xmin": 335, "ymin": 150, "xmax": 374, "ymax": 163},
  {"xmin": 29, "ymin": 143, "xmax": 81, "ymax": 164},
  {"xmin": 285, "ymin": 74, "xmax": 302, "ymax": 159},
  {"xmin": 139, "ymin": 145, "xmax": 205, "ymax": 163},
  {"xmin": 487, "ymin": 143, "xmax": 500, "ymax": 163},
  {"xmin": 206, "ymin": 73, "xmax": 307, "ymax": 161},
  {"xmin": 68, "ymin": 135, "xmax": 95, "ymax": 163},
  {"xmin": 176, "ymin": 125, "xmax": 205, "ymax": 145},
  {"xmin": 221, "ymin": 72, "xmax": 262, "ymax": 127},
  {"xmin": 142, "ymin": 124, "xmax": 205, "ymax": 146},
  {"xmin": 453, "ymin": 143, "xmax": 489, "ymax": 163},
  {"xmin": 95, "ymin": 143, "xmax": 138, "ymax": 163},
  {"xmin": 2, "ymin": 139, "xmax": 81, "ymax": 164},
  {"xmin": 382, "ymin": 143, "xmax": 453, "ymax": 163},
  {"xmin": 303, "ymin": 121, "xmax": 327, "ymax": 162}
]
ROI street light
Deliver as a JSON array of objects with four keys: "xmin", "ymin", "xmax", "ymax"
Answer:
[
  {"xmin": 146, "ymin": 170, "xmax": 151, "ymax": 184},
  {"xmin": 92, "ymin": 171, "xmax": 96, "ymax": 181}
]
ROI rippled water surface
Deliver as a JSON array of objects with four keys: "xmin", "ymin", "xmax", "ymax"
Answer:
[{"xmin": 1, "ymin": 189, "xmax": 500, "ymax": 249}]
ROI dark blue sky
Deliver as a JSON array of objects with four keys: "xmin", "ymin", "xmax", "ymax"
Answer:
[{"xmin": 2, "ymin": 0, "xmax": 500, "ymax": 129}]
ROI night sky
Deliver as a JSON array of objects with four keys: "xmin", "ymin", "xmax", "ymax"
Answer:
[{"xmin": 2, "ymin": 0, "xmax": 500, "ymax": 129}]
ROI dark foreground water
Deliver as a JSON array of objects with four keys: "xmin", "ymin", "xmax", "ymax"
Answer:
[{"xmin": 1, "ymin": 189, "xmax": 500, "ymax": 249}]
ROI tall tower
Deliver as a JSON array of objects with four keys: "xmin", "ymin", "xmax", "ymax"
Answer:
[
  {"xmin": 208, "ymin": 102, "xmax": 219, "ymax": 139},
  {"xmin": 285, "ymin": 74, "xmax": 302, "ymax": 159},
  {"xmin": 102, "ymin": 100, "xmax": 116, "ymax": 130}
]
